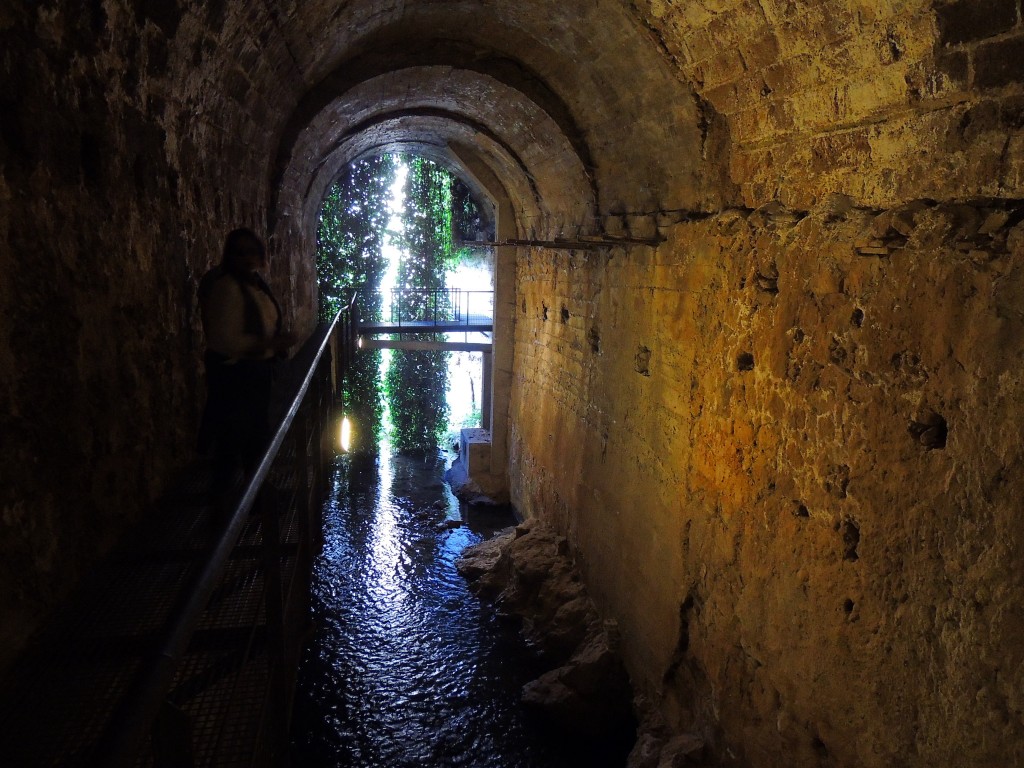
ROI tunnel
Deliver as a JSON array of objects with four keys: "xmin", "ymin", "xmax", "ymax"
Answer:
[{"xmin": 3, "ymin": 1, "xmax": 1024, "ymax": 765}]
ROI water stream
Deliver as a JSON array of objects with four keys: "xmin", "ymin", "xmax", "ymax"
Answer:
[{"xmin": 290, "ymin": 450, "xmax": 623, "ymax": 767}]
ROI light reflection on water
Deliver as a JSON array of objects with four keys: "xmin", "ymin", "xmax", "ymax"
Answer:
[{"xmin": 291, "ymin": 450, "xmax": 614, "ymax": 768}]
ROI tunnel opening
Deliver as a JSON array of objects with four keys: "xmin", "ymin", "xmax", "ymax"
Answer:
[{"xmin": 317, "ymin": 153, "xmax": 495, "ymax": 458}]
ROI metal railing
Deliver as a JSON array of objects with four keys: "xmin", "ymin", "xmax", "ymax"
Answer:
[{"xmin": 91, "ymin": 300, "xmax": 357, "ymax": 767}]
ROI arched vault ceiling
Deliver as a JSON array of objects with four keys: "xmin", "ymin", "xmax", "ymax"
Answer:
[
  {"xmin": 298, "ymin": 114, "xmax": 550, "ymax": 241},
  {"xmin": 160, "ymin": 0, "xmax": 1024, "ymax": 242},
  {"xmin": 257, "ymin": 2, "xmax": 715, "ymax": 236},
  {"xmin": 279, "ymin": 67, "xmax": 594, "ymax": 241}
]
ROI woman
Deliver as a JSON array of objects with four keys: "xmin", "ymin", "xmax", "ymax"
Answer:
[{"xmin": 198, "ymin": 228, "xmax": 296, "ymax": 501}]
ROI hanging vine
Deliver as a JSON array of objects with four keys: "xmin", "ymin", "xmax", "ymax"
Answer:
[
  {"xmin": 316, "ymin": 154, "xmax": 485, "ymax": 456},
  {"xmin": 385, "ymin": 157, "xmax": 455, "ymax": 455},
  {"xmin": 316, "ymin": 155, "xmax": 397, "ymax": 454}
]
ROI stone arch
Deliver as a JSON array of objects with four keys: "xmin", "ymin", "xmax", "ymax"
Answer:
[
  {"xmin": 275, "ymin": 67, "xmax": 597, "ymax": 248},
  {"xmin": 264, "ymin": 6, "xmax": 718, "ymax": 261},
  {"xmin": 270, "ymin": 37, "xmax": 599, "ymax": 207}
]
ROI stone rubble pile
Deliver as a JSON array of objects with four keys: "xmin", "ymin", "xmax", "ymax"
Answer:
[{"xmin": 458, "ymin": 520, "xmax": 709, "ymax": 766}]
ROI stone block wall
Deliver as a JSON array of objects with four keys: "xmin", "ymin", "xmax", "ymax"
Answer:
[
  {"xmin": 509, "ymin": 200, "xmax": 1024, "ymax": 766},
  {"xmin": 631, "ymin": 0, "xmax": 1024, "ymax": 208},
  {"xmin": 0, "ymin": 0, "xmax": 705, "ymax": 676},
  {"xmin": 0, "ymin": 2, "xmax": 317, "ymax": 671}
]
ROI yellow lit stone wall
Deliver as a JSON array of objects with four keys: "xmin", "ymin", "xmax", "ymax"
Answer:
[
  {"xmin": 631, "ymin": 0, "xmax": 1024, "ymax": 207},
  {"xmin": 509, "ymin": 199, "xmax": 1024, "ymax": 766},
  {"xmin": 5, "ymin": 2, "xmax": 1024, "ymax": 762}
]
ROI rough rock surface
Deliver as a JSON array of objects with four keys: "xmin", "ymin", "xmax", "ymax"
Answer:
[
  {"xmin": 458, "ymin": 521, "xmax": 634, "ymax": 741},
  {"xmin": 627, "ymin": 702, "xmax": 709, "ymax": 768},
  {"xmin": 443, "ymin": 456, "xmax": 503, "ymax": 506},
  {"xmin": 510, "ymin": 199, "xmax": 1024, "ymax": 767}
]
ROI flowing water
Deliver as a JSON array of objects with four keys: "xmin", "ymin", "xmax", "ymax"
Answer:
[{"xmin": 290, "ymin": 450, "xmax": 628, "ymax": 767}]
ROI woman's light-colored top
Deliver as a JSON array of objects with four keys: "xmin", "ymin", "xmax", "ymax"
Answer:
[{"xmin": 202, "ymin": 274, "xmax": 279, "ymax": 361}]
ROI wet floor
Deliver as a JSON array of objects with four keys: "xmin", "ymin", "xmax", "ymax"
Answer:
[{"xmin": 290, "ymin": 450, "xmax": 627, "ymax": 767}]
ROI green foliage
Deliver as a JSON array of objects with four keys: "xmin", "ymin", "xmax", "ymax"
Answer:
[
  {"xmin": 400, "ymin": 157, "xmax": 457, "ymax": 274},
  {"xmin": 452, "ymin": 245, "xmax": 491, "ymax": 270},
  {"xmin": 443, "ymin": 406, "xmax": 482, "ymax": 451},
  {"xmin": 317, "ymin": 155, "xmax": 397, "ymax": 323},
  {"xmin": 463, "ymin": 406, "xmax": 483, "ymax": 427},
  {"xmin": 343, "ymin": 349, "xmax": 384, "ymax": 455},
  {"xmin": 384, "ymin": 347, "xmax": 451, "ymax": 455},
  {"xmin": 384, "ymin": 157, "xmax": 458, "ymax": 454},
  {"xmin": 315, "ymin": 154, "xmax": 486, "ymax": 456},
  {"xmin": 452, "ymin": 178, "xmax": 489, "ymax": 243},
  {"xmin": 317, "ymin": 156, "xmax": 397, "ymax": 452}
]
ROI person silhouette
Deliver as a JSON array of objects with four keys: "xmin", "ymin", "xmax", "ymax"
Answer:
[{"xmin": 197, "ymin": 228, "xmax": 297, "ymax": 506}]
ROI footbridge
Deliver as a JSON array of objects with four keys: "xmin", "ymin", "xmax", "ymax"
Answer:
[
  {"xmin": 353, "ymin": 287, "xmax": 499, "ymax": 475},
  {"xmin": 354, "ymin": 288, "xmax": 494, "ymax": 353}
]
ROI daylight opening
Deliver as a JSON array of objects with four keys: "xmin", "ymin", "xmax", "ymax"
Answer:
[{"xmin": 317, "ymin": 155, "xmax": 495, "ymax": 456}]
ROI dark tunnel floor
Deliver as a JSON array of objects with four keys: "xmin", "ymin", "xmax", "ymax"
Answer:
[{"xmin": 289, "ymin": 450, "xmax": 630, "ymax": 768}]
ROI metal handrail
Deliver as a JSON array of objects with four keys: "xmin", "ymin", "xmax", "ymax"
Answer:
[
  {"xmin": 358, "ymin": 288, "xmax": 494, "ymax": 327},
  {"xmin": 389, "ymin": 288, "xmax": 456, "ymax": 325},
  {"xmin": 93, "ymin": 306, "xmax": 351, "ymax": 767}
]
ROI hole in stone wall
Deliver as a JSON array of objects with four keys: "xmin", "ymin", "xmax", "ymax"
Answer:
[
  {"xmin": 89, "ymin": 0, "xmax": 107, "ymax": 35},
  {"xmin": 825, "ymin": 465, "xmax": 850, "ymax": 499},
  {"xmin": 792, "ymin": 328, "xmax": 805, "ymax": 343},
  {"xmin": 909, "ymin": 410, "xmax": 948, "ymax": 450},
  {"xmin": 80, "ymin": 132, "xmax": 103, "ymax": 187},
  {"xmin": 521, "ymin": 298, "xmax": 527, "ymax": 314},
  {"xmin": 662, "ymin": 595, "xmax": 695, "ymax": 683},
  {"xmin": 206, "ymin": 0, "xmax": 228, "ymax": 32},
  {"xmin": 132, "ymin": 155, "xmax": 148, "ymax": 193},
  {"xmin": 635, "ymin": 346, "xmax": 651, "ymax": 376},
  {"xmin": 542, "ymin": 303, "xmax": 549, "ymax": 321},
  {"xmin": 812, "ymin": 737, "xmax": 829, "ymax": 759},
  {"xmin": 851, "ymin": 308, "xmax": 864, "ymax": 327},
  {"xmin": 837, "ymin": 518, "xmax": 860, "ymax": 561},
  {"xmin": 843, "ymin": 598, "xmax": 855, "ymax": 614},
  {"xmin": 588, "ymin": 327, "xmax": 601, "ymax": 354},
  {"xmin": 794, "ymin": 503, "xmax": 809, "ymax": 518},
  {"xmin": 561, "ymin": 306, "xmax": 570, "ymax": 323},
  {"xmin": 828, "ymin": 337, "xmax": 848, "ymax": 365},
  {"xmin": 891, "ymin": 350, "xmax": 921, "ymax": 372},
  {"xmin": 737, "ymin": 352, "xmax": 755, "ymax": 371},
  {"xmin": 884, "ymin": 28, "xmax": 904, "ymax": 63},
  {"xmin": 676, "ymin": 596, "xmax": 693, "ymax": 655},
  {"xmin": 754, "ymin": 263, "xmax": 779, "ymax": 294}
]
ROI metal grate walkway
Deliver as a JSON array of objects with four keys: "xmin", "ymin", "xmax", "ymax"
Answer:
[
  {"xmin": 0, "ymin": 311, "xmax": 350, "ymax": 768},
  {"xmin": 0, "ymin": 460, "xmax": 306, "ymax": 767},
  {"xmin": 356, "ymin": 314, "xmax": 494, "ymax": 334}
]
